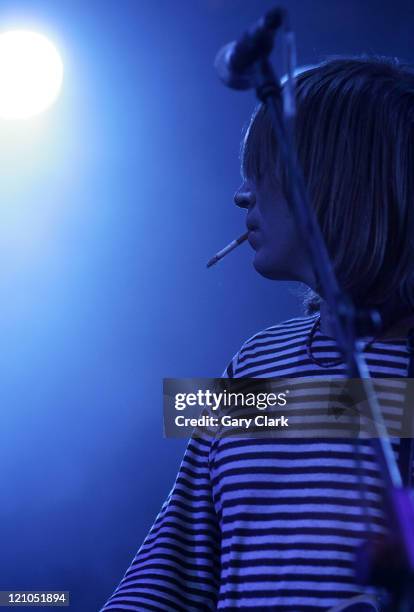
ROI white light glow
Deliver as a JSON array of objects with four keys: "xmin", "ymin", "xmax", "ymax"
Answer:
[{"xmin": 0, "ymin": 30, "xmax": 63, "ymax": 120}]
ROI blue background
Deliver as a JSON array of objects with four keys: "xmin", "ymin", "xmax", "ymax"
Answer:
[{"xmin": 0, "ymin": 1, "xmax": 413, "ymax": 609}]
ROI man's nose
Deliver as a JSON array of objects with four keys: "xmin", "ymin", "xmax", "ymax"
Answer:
[{"xmin": 233, "ymin": 188, "xmax": 256, "ymax": 209}]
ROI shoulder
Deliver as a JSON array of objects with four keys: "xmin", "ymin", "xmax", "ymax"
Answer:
[
  {"xmin": 242, "ymin": 314, "xmax": 318, "ymax": 349},
  {"xmin": 223, "ymin": 314, "xmax": 318, "ymax": 378},
  {"xmin": 238, "ymin": 314, "xmax": 318, "ymax": 362}
]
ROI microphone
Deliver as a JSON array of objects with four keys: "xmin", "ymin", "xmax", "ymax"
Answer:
[{"xmin": 214, "ymin": 7, "xmax": 285, "ymax": 90}]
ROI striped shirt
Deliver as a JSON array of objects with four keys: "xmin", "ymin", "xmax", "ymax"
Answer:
[{"xmin": 101, "ymin": 314, "xmax": 412, "ymax": 611}]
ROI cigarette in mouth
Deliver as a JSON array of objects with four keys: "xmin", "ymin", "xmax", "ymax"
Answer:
[{"xmin": 206, "ymin": 231, "xmax": 249, "ymax": 268}]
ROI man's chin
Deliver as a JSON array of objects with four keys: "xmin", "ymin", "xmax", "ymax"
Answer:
[
  {"xmin": 253, "ymin": 257, "xmax": 282, "ymax": 280},
  {"xmin": 252, "ymin": 253, "xmax": 294, "ymax": 281}
]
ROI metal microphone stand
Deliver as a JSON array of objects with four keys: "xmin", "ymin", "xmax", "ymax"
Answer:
[{"xmin": 217, "ymin": 8, "xmax": 414, "ymax": 610}]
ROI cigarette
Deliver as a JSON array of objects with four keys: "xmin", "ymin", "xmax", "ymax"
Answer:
[{"xmin": 206, "ymin": 231, "xmax": 249, "ymax": 268}]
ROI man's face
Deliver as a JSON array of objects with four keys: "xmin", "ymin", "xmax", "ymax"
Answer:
[{"xmin": 234, "ymin": 173, "xmax": 315, "ymax": 287}]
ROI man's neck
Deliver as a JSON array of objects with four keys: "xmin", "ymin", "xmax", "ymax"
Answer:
[{"xmin": 319, "ymin": 300, "xmax": 414, "ymax": 340}]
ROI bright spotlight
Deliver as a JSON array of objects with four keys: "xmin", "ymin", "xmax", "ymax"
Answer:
[{"xmin": 0, "ymin": 30, "xmax": 63, "ymax": 120}]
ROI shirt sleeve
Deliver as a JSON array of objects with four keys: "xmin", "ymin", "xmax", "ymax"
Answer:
[
  {"xmin": 221, "ymin": 350, "xmax": 239, "ymax": 378},
  {"xmin": 100, "ymin": 434, "xmax": 221, "ymax": 612}
]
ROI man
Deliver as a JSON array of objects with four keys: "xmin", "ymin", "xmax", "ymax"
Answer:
[{"xmin": 102, "ymin": 56, "xmax": 414, "ymax": 611}]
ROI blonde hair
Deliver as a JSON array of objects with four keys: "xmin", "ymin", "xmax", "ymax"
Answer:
[{"xmin": 242, "ymin": 56, "xmax": 414, "ymax": 313}]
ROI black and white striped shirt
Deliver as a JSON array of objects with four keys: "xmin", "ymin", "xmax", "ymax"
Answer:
[{"xmin": 101, "ymin": 314, "xmax": 411, "ymax": 611}]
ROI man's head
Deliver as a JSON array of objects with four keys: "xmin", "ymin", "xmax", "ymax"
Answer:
[{"xmin": 235, "ymin": 56, "xmax": 414, "ymax": 310}]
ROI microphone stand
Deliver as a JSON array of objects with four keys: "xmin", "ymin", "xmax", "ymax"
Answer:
[{"xmin": 217, "ymin": 8, "xmax": 414, "ymax": 610}]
